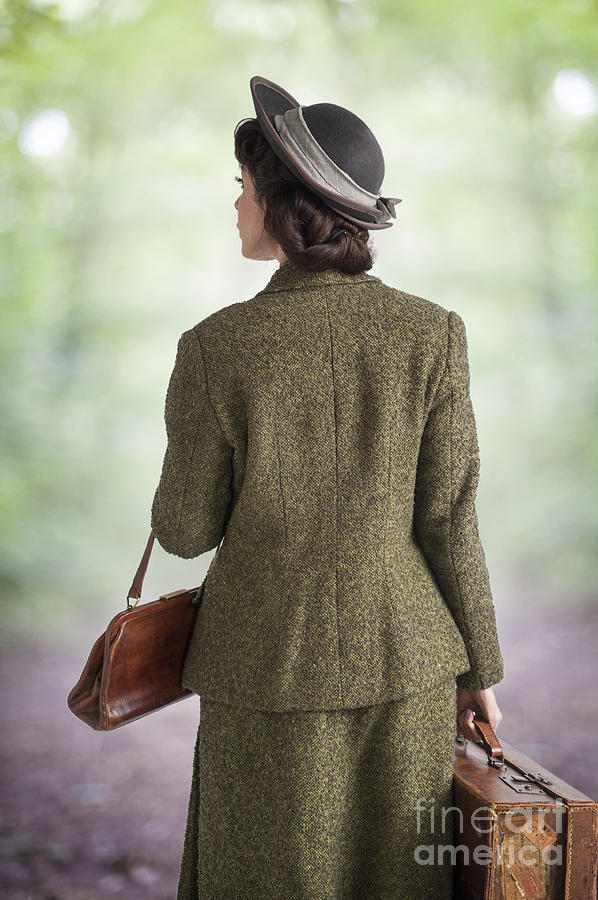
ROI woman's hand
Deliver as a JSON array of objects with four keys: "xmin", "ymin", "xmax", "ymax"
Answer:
[{"xmin": 456, "ymin": 686, "xmax": 503, "ymax": 742}]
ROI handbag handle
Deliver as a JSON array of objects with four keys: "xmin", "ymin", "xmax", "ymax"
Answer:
[{"xmin": 126, "ymin": 531, "xmax": 156, "ymax": 609}]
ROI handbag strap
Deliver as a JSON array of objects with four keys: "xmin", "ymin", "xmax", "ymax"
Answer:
[{"xmin": 126, "ymin": 530, "xmax": 155, "ymax": 608}]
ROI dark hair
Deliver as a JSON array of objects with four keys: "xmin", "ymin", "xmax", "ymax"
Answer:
[{"xmin": 234, "ymin": 118, "xmax": 376, "ymax": 274}]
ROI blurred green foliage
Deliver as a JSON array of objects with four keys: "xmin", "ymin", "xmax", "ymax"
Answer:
[{"xmin": 1, "ymin": 0, "xmax": 597, "ymax": 638}]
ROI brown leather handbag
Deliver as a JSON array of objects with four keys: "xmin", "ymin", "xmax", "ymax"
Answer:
[
  {"xmin": 67, "ymin": 531, "xmax": 205, "ymax": 730},
  {"xmin": 453, "ymin": 718, "xmax": 598, "ymax": 899}
]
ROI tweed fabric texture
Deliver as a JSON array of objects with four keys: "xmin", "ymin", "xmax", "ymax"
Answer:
[
  {"xmin": 176, "ymin": 680, "xmax": 457, "ymax": 899},
  {"xmin": 151, "ymin": 260, "xmax": 504, "ymax": 710}
]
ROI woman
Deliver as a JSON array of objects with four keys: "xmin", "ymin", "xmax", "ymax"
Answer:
[{"xmin": 151, "ymin": 75, "xmax": 504, "ymax": 899}]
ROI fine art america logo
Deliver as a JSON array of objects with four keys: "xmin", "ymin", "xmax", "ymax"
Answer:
[{"xmin": 413, "ymin": 798, "xmax": 565, "ymax": 867}]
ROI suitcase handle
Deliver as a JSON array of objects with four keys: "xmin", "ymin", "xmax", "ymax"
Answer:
[
  {"xmin": 456, "ymin": 717, "xmax": 505, "ymax": 768},
  {"xmin": 473, "ymin": 717, "xmax": 506, "ymax": 769}
]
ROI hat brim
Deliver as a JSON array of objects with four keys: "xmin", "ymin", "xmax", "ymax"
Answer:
[{"xmin": 249, "ymin": 75, "xmax": 393, "ymax": 231}]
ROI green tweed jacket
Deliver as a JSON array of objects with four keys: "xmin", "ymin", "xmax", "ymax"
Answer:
[{"xmin": 151, "ymin": 260, "xmax": 504, "ymax": 711}]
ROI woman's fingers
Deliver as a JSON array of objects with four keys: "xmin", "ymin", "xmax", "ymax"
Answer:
[
  {"xmin": 457, "ymin": 707, "xmax": 503, "ymax": 742},
  {"xmin": 478, "ymin": 699, "xmax": 503, "ymax": 734},
  {"xmin": 456, "ymin": 687, "xmax": 504, "ymax": 742},
  {"xmin": 487, "ymin": 708, "xmax": 503, "ymax": 733},
  {"xmin": 457, "ymin": 707, "xmax": 478, "ymax": 742}
]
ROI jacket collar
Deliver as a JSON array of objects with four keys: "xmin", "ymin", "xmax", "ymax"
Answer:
[{"xmin": 259, "ymin": 259, "xmax": 377, "ymax": 295}]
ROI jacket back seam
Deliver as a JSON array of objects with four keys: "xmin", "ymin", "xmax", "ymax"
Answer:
[
  {"xmin": 275, "ymin": 431, "xmax": 288, "ymax": 546},
  {"xmin": 383, "ymin": 404, "xmax": 395, "ymax": 623},
  {"xmin": 323, "ymin": 294, "xmax": 344, "ymax": 704}
]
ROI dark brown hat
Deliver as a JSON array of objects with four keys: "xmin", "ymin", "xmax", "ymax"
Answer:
[{"xmin": 237, "ymin": 75, "xmax": 402, "ymax": 231}]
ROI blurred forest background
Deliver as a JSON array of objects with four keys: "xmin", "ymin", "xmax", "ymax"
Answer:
[{"xmin": 1, "ymin": 0, "xmax": 597, "ymax": 897}]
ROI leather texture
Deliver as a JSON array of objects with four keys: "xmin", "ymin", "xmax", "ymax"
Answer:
[
  {"xmin": 151, "ymin": 260, "xmax": 505, "ymax": 711},
  {"xmin": 454, "ymin": 721, "xmax": 598, "ymax": 899},
  {"xmin": 67, "ymin": 574, "xmax": 203, "ymax": 730}
]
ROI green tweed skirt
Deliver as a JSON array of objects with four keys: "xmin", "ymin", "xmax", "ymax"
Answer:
[{"xmin": 176, "ymin": 679, "xmax": 457, "ymax": 899}]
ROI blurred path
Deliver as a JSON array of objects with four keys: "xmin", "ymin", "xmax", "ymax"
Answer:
[{"xmin": 1, "ymin": 602, "xmax": 597, "ymax": 898}]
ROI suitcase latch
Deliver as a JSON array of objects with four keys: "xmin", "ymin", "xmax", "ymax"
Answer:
[{"xmin": 499, "ymin": 771, "xmax": 553, "ymax": 794}]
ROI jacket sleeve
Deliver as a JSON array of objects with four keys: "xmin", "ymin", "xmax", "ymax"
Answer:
[
  {"xmin": 413, "ymin": 310, "xmax": 504, "ymax": 691},
  {"xmin": 151, "ymin": 327, "xmax": 233, "ymax": 559}
]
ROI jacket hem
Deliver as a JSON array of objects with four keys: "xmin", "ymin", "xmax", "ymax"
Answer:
[{"xmin": 182, "ymin": 671, "xmax": 464, "ymax": 713}]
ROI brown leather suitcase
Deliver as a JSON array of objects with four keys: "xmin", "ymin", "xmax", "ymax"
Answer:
[{"xmin": 453, "ymin": 720, "xmax": 598, "ymax": 899}]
